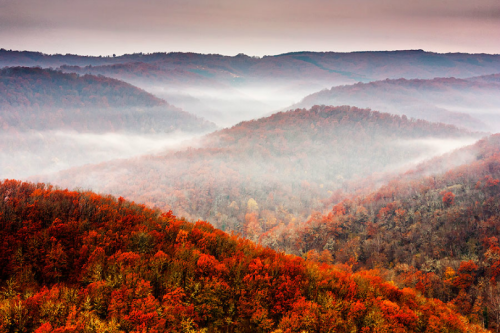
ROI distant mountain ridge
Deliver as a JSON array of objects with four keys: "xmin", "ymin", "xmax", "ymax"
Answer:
[
  {"xmin": 4, "ymin": 48, "xmax": 499, "ymax": 127},
  {"xmin": 292, "ymin": 74, "xmax": 500, "ymax": 131},
  {"xmin": 2, "ymin": 49, "xmax": 500, "ymax": 84}
]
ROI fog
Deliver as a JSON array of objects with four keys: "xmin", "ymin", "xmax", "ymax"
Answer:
[
  {"xmin": 390, "ymin": 137, "xmax": 480, "ymax": 171},
  {"xmin": 144, "ymin": 80, "xmax": 333, "ymax": 127},
  {"xmin": 2, "ymin": 55, "xmax": 500, "ymax": 239},
  {"xmin": 0, "ymin": 130, "xmax": 202, "ymax": 179},
  {"xmin": 293, "ymin": 78, "xmax": 500, "ymax": 132},
  {"xmin": 39, "ymin": 132, "xmax": 482, "ymax": 234},
  {"xmin": 32, "ymin": 104, "xmax": 485, "ymax": 236}
]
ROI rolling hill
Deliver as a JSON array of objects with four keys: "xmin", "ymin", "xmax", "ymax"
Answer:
[
  {"xmin": 0, "ymin": 67, "xmax": 215, "ymax": 133},
  {"xmin": 38, "ymin": 105, "xmax": 480, "ymax": 239},
  {"xmin": 0, "ymin": 67, "xmax": 216, "ymax": 179},
  {"xmin": 292, "ymin": 75, "xmax": 500, "ymax": 131}
]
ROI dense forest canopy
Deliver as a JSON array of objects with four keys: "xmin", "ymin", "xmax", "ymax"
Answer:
[
  {"xmin": 0, "ymin": 179, "xmax": 486, "ymax": 332},
  {"xmin": 259, "ymin": 134, "xmax": 500, "ymax": 330},
  {"xmin": 2, "ymin": 47, "xmax": 500, "ymax": 332}
]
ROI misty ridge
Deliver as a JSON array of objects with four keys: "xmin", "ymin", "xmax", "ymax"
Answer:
[
  {"xmin": 34, "ymin": 106, "xmax": 484, "ymax": 239},
  {"xmin": 12, "ymin": 49, "xmax": 498, "ymax": 128},
  {"xmin": 293, "ymin": 76, "xmax": 500, "ymax": 132},
  {"xmin": 0, "ymin": 67, "xmax": 216, "ymax": 178}
]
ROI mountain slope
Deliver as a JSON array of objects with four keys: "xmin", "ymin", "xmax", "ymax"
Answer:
[
  {"xmin": 0, "ymin": 66, "xmax": 165, "ymax": 109},
  {"xmin": 38, "ymin": 105, "xmax": 480, "ymax": 238},
  {"xmin": 293, "ymin": 75, "xmax": 500, "ymax": 131},
  {"xmin": 0, "ymin": 67, "xmax": 217, "ymax": 179},
  {"xmin": 0, "ymin": 179, "xmax": 485, "ymax": 332},
  {"xmin": 261, "ymin": 134, "xmax": 500, "ymax": 330},
  {"xmin": 0, "ymin": 67, "xmax": 215, "ymax": 133}
]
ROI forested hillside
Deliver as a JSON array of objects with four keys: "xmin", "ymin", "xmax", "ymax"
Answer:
[
  {"xmin": 0, "ymin": 67, "xmax": 215, "ymax": 133},
  {"xmin": 0, "ymin": 179, "xmax": 486, "ymax": 332},
  {"xmin": 39, "ymin": 105, "xmax": 479, "ymax": 239},
  {"xmin": 260, "ymin": 134, "xmax": 500, "ymax": 330},
  {"xmin": 294, "ymin": 75, "xmax": 500, "ymax": 131}
]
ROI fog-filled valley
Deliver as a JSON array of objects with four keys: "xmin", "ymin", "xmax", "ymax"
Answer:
[
  {"xmin": 2, "ymin": 48, "xmax": 500, "ymax": 245},
  {"xmin": 0, "ymin": 67, "xmax": 215, "ymax": 178},
  {"xmin": 3, "ymin": 48, "xmax": 500, "ymax": 332},
  {"xmin": 35, "ymin": 105, "xmax": 482, "ymax": 237},
  {"xmin": 4, "ymin": 49, "xmax": 500, "ymax": 127}
]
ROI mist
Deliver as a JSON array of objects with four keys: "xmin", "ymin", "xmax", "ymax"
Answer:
[
  {"xmin": 0, "ymin": 130, "xmax": 202, "ymax": 179},
  {"xmin": 293, "ymin": 76, "xmax": 500, "ymax": 132},
  {"xmin": 131, "ymin": 79, "xmax": 335, "ymax": 127},
  {"xmin": 390, "ymin": 137, "xmax": 480, "ymax": 171},
  {"xmin": 33, "ymin": 105, "xmax": 484, "ymax": 238},
  {"xmin": 2, "ymin": 52, "xmax": 500, "ymax": 238}
]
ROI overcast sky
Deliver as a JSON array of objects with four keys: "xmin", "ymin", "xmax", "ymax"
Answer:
[{"xmin": 0, "ymin": 0, "xmax": 499, "ymax": 56}]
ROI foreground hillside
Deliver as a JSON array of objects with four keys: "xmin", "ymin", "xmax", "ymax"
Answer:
[
  {"xmin": 261, "ymin": 134, "xmax": 500, "ymax": 330},
  {"xmin": 39, "ymin": 105, "xmax": 479, "ymax": 239},
  {"xmin": 0, "ymin": 67, "xmax": 215, "ymax": 133},
  {"xmin": 0, "ymin": 180, "xmax": 485, "ymax": 332},
  {"xmin": 293, "ymin": 75, "xmax": 500, "ymax": 131}
]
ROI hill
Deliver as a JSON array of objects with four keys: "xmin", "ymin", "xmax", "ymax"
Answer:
[
  {"xmin": 4, "ymin": 49, "xmax": 500, "ymax": 127},
  {"xmin": 0, "ymin": 67, "xmax": 216, "ymax": 179},
  {"xmin": 260, "ymin": 134, "xmax": 500, "ymax": 330},
  {"xmin": 293, "ymin": 75, "xmax": 500, "ymax": 131},
  {"xmin": 0, "ymin": 179, "xmax": 485, "ymax": 332},
  {"xmin": 38, "ymin": 105, "xmax": 480, "ymax": 239},
  {"xmin": 0, "ymin": 67, "xmax": 215, "ymax": 133}
]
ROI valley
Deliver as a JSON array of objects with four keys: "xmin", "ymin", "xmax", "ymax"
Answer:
[{"xmin": 1, "ymin": 49, "xmax": 500, "ymax": 332}]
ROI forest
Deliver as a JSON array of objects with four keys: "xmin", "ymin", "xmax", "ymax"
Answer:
[
  {"xmin": 259, "ymin": 134, "xmax": 500, "ymax": 330},
  {"xmin": 1, "ymin": 48, "xmax": 500, "ymax": 332},
  {"xmin": 0, "ymin": 180, "xmax": 486, "ymax": 332},
  {"xmin": 0, "ymin": 67, "xmax": 215, "ymax": 133},
  {"xmin": 38, "ymin": 105, "xmax": 481, "ymax": 238}
]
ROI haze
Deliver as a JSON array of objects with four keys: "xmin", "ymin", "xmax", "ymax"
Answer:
[{"xmin": 1, "ymin": 0, "xmax": 500, "ymax": 56}]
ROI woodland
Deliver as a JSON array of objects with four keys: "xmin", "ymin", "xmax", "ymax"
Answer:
[{"xmin": 1, "ymin": 49, "xmax": 500, "ymax": 332}]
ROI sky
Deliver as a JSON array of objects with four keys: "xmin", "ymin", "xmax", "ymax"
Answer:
[{"xmin": 0, "ymin": 0, "xmax": 499, "ymax": 56}]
